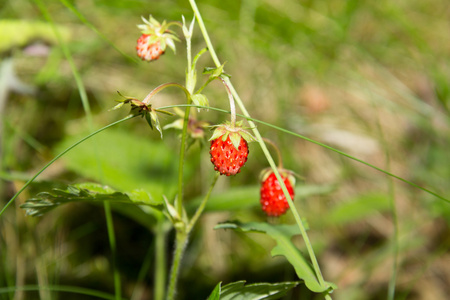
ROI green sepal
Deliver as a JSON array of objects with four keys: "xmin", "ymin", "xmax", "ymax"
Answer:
[
  {"xmin": 109, "ymin": 102, "xmax": 124, "ymax": 111},
  {"xmin": 145, "ymin": 112, "xmax": 153, "ymax": 130},
  {"xmin": 239, "ymin": 130, "xmax": 256, "ymax": 143},
  {"xmin": 209, "ymin": 126, "xmax": 228, "ymax": 141},
  {"xmin": 150, "ymin": 110, "xmax": 163, "ymax": 139},
  {"xmin": 228, "ymin": 132, "xmax": 242, "ymax": 150}
]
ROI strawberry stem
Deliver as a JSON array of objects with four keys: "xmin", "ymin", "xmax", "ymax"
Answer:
[
  {"xmin": 219, "ymin": 76, "xmax": 236, "ymax": 129},
  {"xmin": 262, "ymin": 138, "xmax": 283, "ymax": 169},
  {"xmin": 142, "ymin": 82, "xmax": 190, "ymax": 105}
]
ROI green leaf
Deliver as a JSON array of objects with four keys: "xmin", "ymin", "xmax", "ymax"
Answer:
[
  {"xmin": 215, "ymin": 222, "xmax": 335, "ymax": 293},
  {"xmin": 20, "ymin": 183, "xmax": 163, "ymax": 217},
  {"xmin": 207, "ymin": 282, "xmax": 221, "ymax": 300},
  {"xmin": 218, "ymin": 280, "xmax": 299, "ymax": 300},
  {"xmin": 55, "ymin": 129, "xmax": 179, "ymax": 200}
]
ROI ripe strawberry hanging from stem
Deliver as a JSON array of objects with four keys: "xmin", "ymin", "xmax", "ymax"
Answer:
[
  {"xmin": 259, "ymin": 139, "xmax": 296, "ymax": 217},
  {"xmin": 209, "ymin": 77, "xmax": 255, "ymax": 176},
  {"xmin": 136, "ymin": 15, "xmax": 180, "ymax": 62},
  {"xmin": 260, "ymin": 169, "xmax": 295, "ymax": 217}
]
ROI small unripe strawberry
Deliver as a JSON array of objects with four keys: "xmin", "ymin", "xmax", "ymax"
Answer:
[
  {"xmin": 209, "ymin": 122, "xmax": 254, "ymax": 176},
  {"xmin": 136, "ymin": 15, "xmax": 179, "ymax": 62},
  {"xmin": 260, "ymin": 170, "xmax": 295, "ymax": 217},
  {"xmin": 136, "ymin": 34, "xmax": 165, "ymax": 61}
]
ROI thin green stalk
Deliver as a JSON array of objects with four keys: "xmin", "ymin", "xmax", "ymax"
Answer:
[
  {"xmin": 59, "ymin": 0, "xmax": 138, "ymax": 63},
  {"xmin": 166, "ymin": 231, "xmax": 188, "ymax": 300},
  {"xmin": 0, "ymin": 115, "xmax": 135, "ymax": 217},
  {"xmin": 386, "ymin": 154, "xmax": 398, "ymax": 300},
  {"xmin": 34, "ymin": 0, "xmax": 93, "ymax": 129},
  {"xmin": 188, "ymin": 1, "xmax": 330, "ymax": 294},
  {"xmin": 0, "ymin": 285, "xmax": 125, "ymax": 300},
  {"xmin": 370, "ymin": 95, "xmax": 398, "ymax": 300},
  {"xmin": 154, "ymin": 219, "xmax": 169, "ymax": 300},
  {"xmin": 187, "ymin": 172, "xmax": 220, "ymax": 232},
  {"xmin": 104, "ymin": 201, "xmax": 121, "ymax": 300},
  {"xmin": 219, "ymin": 77, "xmax": 236, "ymax": 128},
  {"xmin": 167, "ymin": 169, "xmax": 219, "ymax": 299}
]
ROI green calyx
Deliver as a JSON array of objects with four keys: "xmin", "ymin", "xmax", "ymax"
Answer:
[
  {"xmin": 137, "ymin": 15, "xmax": 180, "ymax": 53},
  {"xmin": 209, "ymin": 121, "xmax": 256, "ymax": 150},
  {"xmin": 259, "ymin": 167, "xmax": 296, "ymax": 187}
]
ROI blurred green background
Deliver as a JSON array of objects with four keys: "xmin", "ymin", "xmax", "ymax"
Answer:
[{"xmin": 1, "ymin": 0, "xmax": 449, "ymax": 299}]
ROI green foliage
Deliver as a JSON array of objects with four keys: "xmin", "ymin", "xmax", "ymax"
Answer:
[
  {"xmin": 55, "ymin": 129, "xmax": 181, "ymax": 200},
  {"xmin": 207, "ymin": 280, "xmax": 299, "ymax": 300},
  {"xmin": 215, "ymin": 222, "xmax": 335, "ymax": 293},
  {"xmin": 2, "ymin": 0, "xmax": 450, "ymax": 299},
  {"xmin": 20, "ymin": 182, "xmax": 162, "ymax": 217}
]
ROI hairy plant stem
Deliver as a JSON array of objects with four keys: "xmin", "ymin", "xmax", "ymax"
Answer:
[
  {"xmin": 167, "ymin": 174, "xmax": 219, "ymax": 300},
  {"xmin": 219, "ymin": 77, "xmax": 236, "ymax": 129},
  {"xmin": 188, "ymin": 0, "xmax": 331, "ymax": 295},
  {"xmin": 187, "ymin": 172, "xmax": 219, "ymax": 232},
  {"xmin": 166, "ymin": 230, "xmax": 188, "ymax": 300}
]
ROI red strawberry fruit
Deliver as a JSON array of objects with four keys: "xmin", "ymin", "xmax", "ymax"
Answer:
[
  {"xmin": 260, "ymin": 170, "xmax": 295, "ymax": 217},
  {"xmin": 209, "ymin": 122, "xmax": 254, "ymax": 176}
]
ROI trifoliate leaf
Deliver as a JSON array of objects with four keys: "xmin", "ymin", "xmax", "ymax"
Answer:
[{"xmin": 20, "ymin": 183, "xmax": 162, "ymax": 217}]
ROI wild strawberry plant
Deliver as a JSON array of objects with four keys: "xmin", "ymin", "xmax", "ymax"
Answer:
[{"xmin": 1, "ymin": 1, "xmax": 449, "ymax": 300}]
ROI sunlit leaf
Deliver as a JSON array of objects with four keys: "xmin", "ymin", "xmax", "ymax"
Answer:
[
  {"xmin": 206, "ymin": 282, "xmax": 221, "ymax": 300},
  {"xmin": 215, "ymin": 222, "xmax": 335, "ymax": 293},
  {"xmin": 20, "ymin": 183, "xmax": 163, "ymax": 217},
  {"xmin": 207, "ymin": 280, "xmax": 298, "ymax": 300}
]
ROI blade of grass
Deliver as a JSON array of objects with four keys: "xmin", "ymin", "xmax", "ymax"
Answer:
[
  {"xmin": 58, "ymin": 0, "xmax": 138, "ymax": 64},
  {"xmin": 34, "ymin": 1, "xmax": 121, "ymax": 298},
  {"xmin": 0, "ymin": 285, "xmax": 126, "ymax": 300}
]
